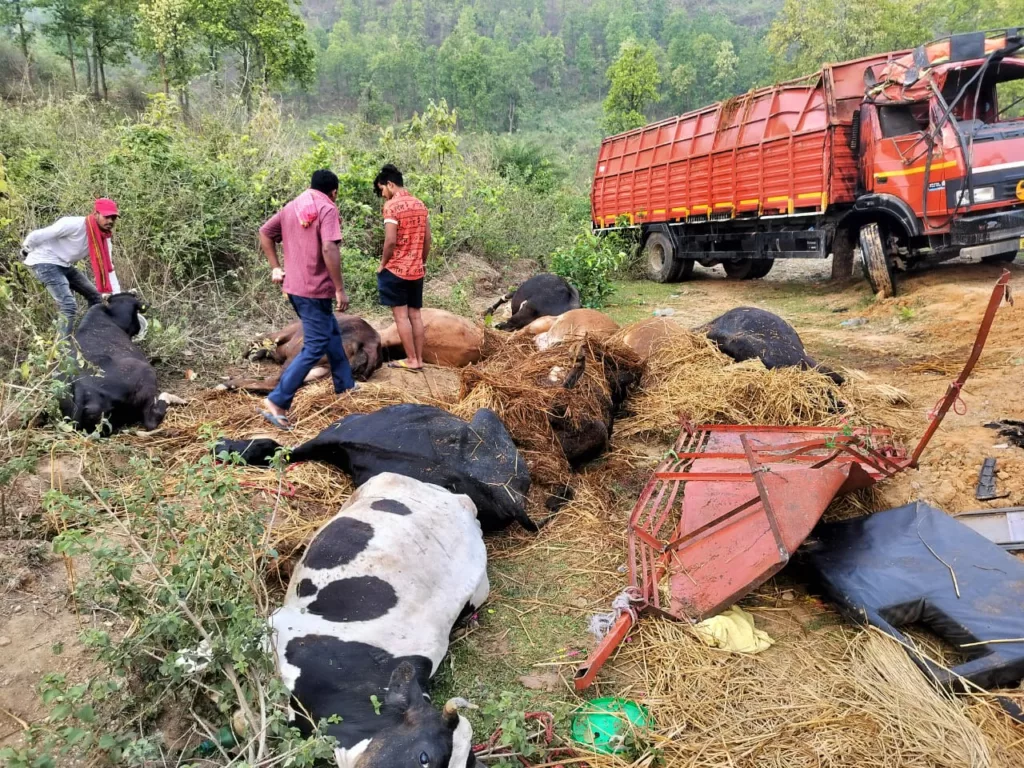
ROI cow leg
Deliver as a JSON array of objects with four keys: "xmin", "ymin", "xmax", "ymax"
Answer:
[
  {"xmin": 158, "ymin": 392, "xmax": 187, "ymax": 405},
  {"xmin": 216, "ymin": 375, "xmax": 283, "ymax": 394},
  {"xmin": 495, "ymin": 303, "xmax": 537, "ymax": 331}
]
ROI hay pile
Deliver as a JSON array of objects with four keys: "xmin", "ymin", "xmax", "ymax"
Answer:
[
  {"xmin": 616, "ymin": 325, "xmax": 920, "ymax": 441},
  {"xmin": 454, "ymin": 334, "xmax": 645, "ymax": 483},
  {"xmin": 600, "ymin": 616, "xmax": 1024, "ymax": 768}
]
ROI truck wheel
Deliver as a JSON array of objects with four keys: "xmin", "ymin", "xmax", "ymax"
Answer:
[
  {"xmin": 644, "ymin": 232, "xmax": 687, "ymax": 282},
  {"xmin": 749, "ymin": 259, "xmax": 775, "ymax": 279},
  {"xmin": 858, "ymin": 223, "xmax": 897, "ymax": 298},
  {"xmin": 723, "ymin": 259, "xmax": 765, "ymax": 279}
]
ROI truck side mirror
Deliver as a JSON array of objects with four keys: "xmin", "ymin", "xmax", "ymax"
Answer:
[{"xmin": 850, "ymin": 109, "xmax": 861, "ymax": 154}]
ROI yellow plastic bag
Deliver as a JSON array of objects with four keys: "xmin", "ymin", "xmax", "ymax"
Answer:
[{"xmin": 694, "ymin": 606, "xmax": 774, "ymax": 654}]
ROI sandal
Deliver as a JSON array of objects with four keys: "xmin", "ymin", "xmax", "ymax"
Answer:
[
  {"xmin": 260, "ymin": 410, "xmax": 294, "ymax": 431},
  {"xmin": 388, "ymin": 361, "xmax": 423, "ymax": 372}
]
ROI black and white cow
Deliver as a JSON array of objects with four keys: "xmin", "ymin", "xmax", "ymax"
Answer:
[
  {"xmin": 486, "ymin": 274, "xmax": 581, "ymax": 331},
  {"xmin": 697, "ymin": 307, "xmax": 845, "ymax": 385},
  {"xmin": 60, "ymin": 293, "xmax": 181, "ymax": 433},
  {"xmin": 272, "ymin": 472, "xmax": 488, "ymax": 768}
]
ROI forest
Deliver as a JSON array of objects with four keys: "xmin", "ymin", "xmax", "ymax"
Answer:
[{"xmin": 3, "ymin": 2, "xmax": 1024, "ymax": 767}]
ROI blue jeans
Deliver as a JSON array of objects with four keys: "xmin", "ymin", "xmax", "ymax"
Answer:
[
  {"xmin": 268, "ymin": 295, "xmax": 355, "ymax": 411},
  {"xmin": 30, "ymin": 264, "xmax": 102, "ymax": 338}
]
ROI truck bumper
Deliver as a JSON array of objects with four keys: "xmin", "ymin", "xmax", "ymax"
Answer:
[{"xmin": 951, "ymin": 208, "xmax": 1024, "ymax": 246}]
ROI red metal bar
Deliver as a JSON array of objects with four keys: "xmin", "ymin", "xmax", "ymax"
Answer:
[
  {"xmin": 741, "ymin": 435, "xmax": 790, "ymax": 564},
  {"xmin": 574, "ymin": 613, "xmax": 635, "ymax": 691},
  {"xmin": 663, "ymin": 495, "xmax": 761, "ymax": 553},
  {"xmin": 909, "ymin": 270, "xmax": 1011, "ymax": 466},
  {"xmin": 655, "ymin": 472, "xmax": 757, "ymax": 481}
]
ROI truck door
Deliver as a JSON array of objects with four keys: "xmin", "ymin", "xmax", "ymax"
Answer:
[{"xmin": 862, "ymin": 101, "xmax": 952, "ymax": 217}]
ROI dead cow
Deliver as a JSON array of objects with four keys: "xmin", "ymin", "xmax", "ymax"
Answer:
[
  {"xmin": 215, "ymin": 404, "xmax": 537, "ymax": 532},
  {"xmin": 220, "ymin": 313, "xmax": 382, "ymax": 393},
  {"xmin": 272, "ymin": 472, "xmax": 486, "ymax": 767},
  {"xmin": 698, "ymin": 307, "xmax": 844, "ymax": 384},
  {"xmin": 535, "ymin": 309, "xmax": 619, "ymax": 351},
  {"xmin": 60, "ymin": 293, "xmax": 181, "ymax": 433},
  {"xmin": 380, "ymin": 308, "xmax": 484, "ymax": 367},
  {"xmin": 487, "ymin": 273, "xmax": 581, "ymax": 331}
]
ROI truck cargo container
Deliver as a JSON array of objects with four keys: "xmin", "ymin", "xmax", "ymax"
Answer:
[{"xmin": 592, "ymin": 29, "xmax": 1024, "ymax": 295}]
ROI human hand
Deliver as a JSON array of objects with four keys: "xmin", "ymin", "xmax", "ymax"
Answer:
[
  {"xmin": 271, "ymin": 267, "xmax": 286, "ymax": 284},
  {"xmin": 376, "ymin": 263, "xmax": 386, "ymax": 274},
  {"xmin": 336, "ymin": 289, "xmax": 350, "ymax": 313}
]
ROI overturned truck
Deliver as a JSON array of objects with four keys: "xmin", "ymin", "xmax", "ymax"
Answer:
[{"xmin": 593, "ymin": 29, "xmax": 1024, "ymax": 295}]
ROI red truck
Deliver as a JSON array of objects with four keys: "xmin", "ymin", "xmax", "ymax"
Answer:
[{"xmin": 592, "ymin": 29, "xmax": 1024, "ymax": 295}]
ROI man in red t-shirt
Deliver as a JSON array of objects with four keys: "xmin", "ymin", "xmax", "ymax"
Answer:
[
  {"xmin": 257, "ymin": 170, "xmax": 356, "ymax": 430},
  {"xmin": 374, "ymin": 164, "xmax": 431, "ymax": 371}
]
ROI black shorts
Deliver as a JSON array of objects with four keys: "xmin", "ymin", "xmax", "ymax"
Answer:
[{"xmin": 377, "ymin": 268, "xmax": 424, "ymax": 309}]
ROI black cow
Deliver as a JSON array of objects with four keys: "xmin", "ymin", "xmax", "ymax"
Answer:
[
  {"xmin": 60, "ymin": 293, "xmax": 177, "ymax": 433},
  {"xmin": 272, "ymin": 473, "xmax": 485, "ymax": 767},
  {"xmin": 486, "ymin": 273, "xmax": 581, "ymax": 331},
  {"xmin": 216, "ymin": 404, "xmax": 537, "ymax": 532},
  {"xmin": 697, "ymin": 307, "xmax": 844, "ymax": 384}
]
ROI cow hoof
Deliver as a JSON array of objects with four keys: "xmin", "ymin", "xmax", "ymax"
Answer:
[
  {"xmin": 158, "ymin": 392, "xmax": 187, "ymax": 405},
  {"xmin": 137, "ymin": 428, "xmax": 164, "ymax": 437},
  {"xmin": 213, "ymin": 383, "xmax": 229, "ymax": 392}
]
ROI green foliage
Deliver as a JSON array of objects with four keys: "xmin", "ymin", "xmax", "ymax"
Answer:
[
  {"xmin": 765, "ymin": 0, "xmax": 1001, "ymax": 79},
  {"xmin": 604, "ymin": 38, "xmax": 661, "ymax": 134},
  {"xmin": 0, "ymin": 448, "xmax": 339, "ymax": 767},
  {"xmin": 493, "ymin": 139, "xmax": 567, "ymax": 194},
  {"xmin": 548, "ymin": 230, "xmax": 628, "ymax": 308}
]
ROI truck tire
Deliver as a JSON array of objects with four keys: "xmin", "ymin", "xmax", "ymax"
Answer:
[
  {"xmin": 858, "ymin": 223, "xmax": 896, "ymax": 298},
  {"xmin": 723, "ymin": 259, "xmax": 773, "ymax": 280},
  {"xmin": 644, "ymin": 232, "xmax": 689, "ymax": 282},
  {"xmin": 749, "ymin": 259, "xmax": 775, "ymax": 279}
]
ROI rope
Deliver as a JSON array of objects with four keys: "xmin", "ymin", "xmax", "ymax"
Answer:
[
  {"xmin": 588, "ymin": 587, "xmax": 643, "ymax": 641},
  {"xmin": 928, "ymin": 381, "xmax": 967, "ymax": 421}
]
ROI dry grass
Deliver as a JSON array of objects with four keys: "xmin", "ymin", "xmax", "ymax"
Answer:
[
  {"xmin": 122, "ymin": 325, "xmax": 1024, "ymax": 768},
  {"xmin": 591, "ymin": 618, "xmax": 1024, "ymax": 768},
  {"xmin": 615, "ymin": 326, "xmax": 921, "ymax": 442}
]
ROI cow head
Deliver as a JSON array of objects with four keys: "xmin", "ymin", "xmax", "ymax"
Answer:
[
  {"xmin": 339, "ymin": 316, "xmax": 383, "ymax": 381},
  {"xmin": 352, "ymin": 663, "xmax": 475, "ymax": 768},
  {"xmin": 104, "ymin": 293, "xmax": 148, "ymax": 338},
  {"xmin": 70, "ymin": 381, "xmax": 113, "ymax": 434}
]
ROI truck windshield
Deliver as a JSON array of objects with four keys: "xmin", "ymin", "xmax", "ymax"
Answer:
[{"xmin": 942, "ymin": 60, "xmax": 1024, "ymax": 138}]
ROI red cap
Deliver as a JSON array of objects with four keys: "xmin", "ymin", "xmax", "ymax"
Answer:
[{"xmin": 94, "ymin": 198, "xmax": 119, "ymax": 217}]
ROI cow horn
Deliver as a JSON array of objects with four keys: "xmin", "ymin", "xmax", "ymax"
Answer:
[{"xmin": 442, "ymin": 697, "xmax": 477, "ymax": 727}]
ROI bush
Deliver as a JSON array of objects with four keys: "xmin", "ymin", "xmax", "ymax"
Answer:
[
  {"xmin": 493, "ymin": 138, "xmax": 567, "ymax": 194},
  {"xmin": 548, "ymin": 231, "xmax": 628, "ymax": 308}
]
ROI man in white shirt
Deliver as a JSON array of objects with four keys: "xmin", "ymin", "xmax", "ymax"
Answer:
[{"xmin": 22, "ymin": 198, "xmax": 122, "ymax": 338}]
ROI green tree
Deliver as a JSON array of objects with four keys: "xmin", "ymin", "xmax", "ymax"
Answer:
[
  {"xmin": 138, "ymin": 0, "xmax": 199, "ymax": 102},
  {"xmin": 0, "ymin": 0, "xmax": 33, "ymax": 59},
  {"xmin": 438, "ymin": 8, "xmax": 497, "ymax": 128},
  {"xmin": 83, "ymin": 0, "xmax": 137, "ymax": 100},
  {"xmin": 767, "ymin": 0, "xmax": 936, "ymax": 78},
  {"xmin": 711, "ymin": 39, "xmax": 738, "ymax": 98},
  {"xmin": 603, "ymin": 38, "xmax": 661, "ymax": 134},
  {"xmin": 38, "ymin": 0, "xmax": 86, "ymax": 89},
  {"xmin": 201, "ymin": 0, "xmax": 315, "ymax": 108}
]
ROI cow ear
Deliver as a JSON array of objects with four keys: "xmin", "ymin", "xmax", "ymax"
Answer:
[{"xmin": 384, "ymin": 662, "xmax": 420, "ymax": 713}]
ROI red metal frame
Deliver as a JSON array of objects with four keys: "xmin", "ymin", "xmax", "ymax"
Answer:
[{"xmin": 574, "ymin": 272, "xmax": 1012, "ymax": 690}]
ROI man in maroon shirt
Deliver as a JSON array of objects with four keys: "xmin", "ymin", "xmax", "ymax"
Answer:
[{"xmin": 258, "ymin": 170, "xmax": 356, "ymax": 430}]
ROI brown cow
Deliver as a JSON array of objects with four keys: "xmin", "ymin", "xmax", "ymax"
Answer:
[
  {"xmin": 618, "ymin": 317, "xmax": 679, "ymax": 359},
  {"xmin": 535, "ymin": 309, "xmax": 619, "ymax": 350},
  {"xmin": 218, "ymin": 314, "xmax": 382, "ymax": 394},
  {"xmin": 380, "ymin": 308, "xmax": 484, "ymax": 368}
]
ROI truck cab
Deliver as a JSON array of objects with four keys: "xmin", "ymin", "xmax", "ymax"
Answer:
[{"xmin": 852, "ymin": 31, "xmax": 1024, "ymax": 294}]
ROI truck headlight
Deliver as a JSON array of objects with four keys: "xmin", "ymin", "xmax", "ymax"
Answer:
[{"xmin": 972, "ymin": 187, "xmax": 995, "ymax": 203}]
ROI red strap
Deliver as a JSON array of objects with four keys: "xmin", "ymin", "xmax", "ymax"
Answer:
[{"xmin": 85, "ymin": 215, "xmax": 114, "ymax": 293}]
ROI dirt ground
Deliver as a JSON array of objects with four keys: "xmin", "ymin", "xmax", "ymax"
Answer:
[{"xmin": 3, "ymin": 255, "xmax": 1023, "ymax": 761}]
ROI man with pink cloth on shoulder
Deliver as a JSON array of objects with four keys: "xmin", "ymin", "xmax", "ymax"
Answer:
[
  {"xmin": 257, "ymin": 169, "xmax": 356, "ymax": 431},
  {"xmin": 21, "ymin": 197, "xmax": 122, "ymax": 339}
]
